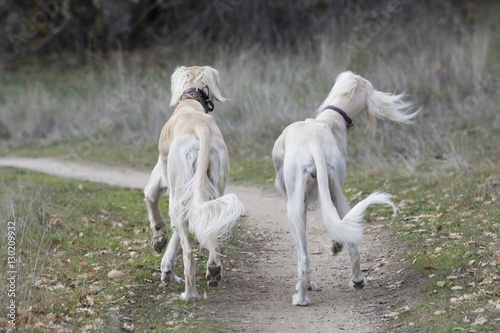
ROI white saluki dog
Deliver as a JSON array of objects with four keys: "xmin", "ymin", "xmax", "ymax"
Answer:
[
  {"xmin": 144, "ymin": 66, "xmax": 244, "ymax": 300},
  {"xmin": 272, "ymin": 71, "xmax": 419, "ymax": 306}
]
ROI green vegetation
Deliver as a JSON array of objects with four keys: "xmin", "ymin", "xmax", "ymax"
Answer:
[
  {"xmin": 2, "ymin": 160, "xmax": 498, "ymax": 331},
  {"xmin": 0, "ymin": 167, "xmax": 231, "ymax": 332},
  {"xmin": 343, "ymin": 164, "xmax": 500, "ymax": 331}
]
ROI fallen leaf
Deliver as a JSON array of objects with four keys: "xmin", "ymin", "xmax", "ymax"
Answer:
[
  {"xmin": 122, "ymin": 251, "xmax": 139, "ymax": 259},
  {"xmin": 107, "ymin": 270, "xmax": 124, "ymax": 278},
  {"xmin": 436, "ymin": 281, "xmax": 445, "ymax": 287},
  {"xmin": 472, "ymin": 315, "xmax": 487, "ymax": 326},
  {"xmin": 34, "ymin": 322, "xmax": 53, "ymax": 329},
  {"xmin": 451, "ymin": 286, "xmax": 463, "ymax": 290},
  {"xmin": 434, "ymin": 310, "xmax": 445, "ymax": 315},
  {"xmin": 88, "ymin": 285, "xmax": 102, "ymax": 293},
  {"xmin": 123, "ymin": 322, "xmax": 135, "ymax": 331},
  {"xmin": 135, "ymin": 227, "xmax": 149, "ymax": 234},
  {"xmin": 480, "ymin": 277, "xmax": 493, "ymax": 285},
  {"xmin": 46, "ymin": 313, "xmax": 57, "ymax": 323},
  {"xmin": 383, "ymin": 312, "xmax": 399, "ymax": 319},
  {"xmin": 112, "ymin": 296, "xmax": 126, "ymax": 304},
  {"xmin": 424, "ymin": 266, "xmax": 438, "ymax": 272}
]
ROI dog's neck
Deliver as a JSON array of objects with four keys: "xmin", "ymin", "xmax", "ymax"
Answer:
[
  {"xmin": 179, "ymin": 85, "xmax": 214, "ymax": 113},
  {"xmin": 322, "ymin": 106, "xmax": 353, "ymax": 131},
  {"xmin": 316, "ymin": 105, "xmax": 354, "ymax": 133}
]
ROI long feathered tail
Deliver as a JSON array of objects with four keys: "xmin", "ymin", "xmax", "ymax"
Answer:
[
  {"xmin": 311, "ymin": 145, "xmax": 395, "ymax": 244},
  {"xmin": 170, "ymin": 129, "xmax": 244, "ymax": 253}
]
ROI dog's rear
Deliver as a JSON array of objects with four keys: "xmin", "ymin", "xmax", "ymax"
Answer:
[
  {"xmin": 273, "ymin": 71, "xmax": 418, "ymax": 305},
  {"xmin": 145, "ymin": 66, "xmax": 244, "ymax": 300},
  {"xmin": 167, "ymin": 129, "xmax": 243, "ymax": 253}
]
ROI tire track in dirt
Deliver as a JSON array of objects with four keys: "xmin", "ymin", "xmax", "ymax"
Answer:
[{"xmin": 0, "ymin": 157, "xmax": 417, "ymax": 332}]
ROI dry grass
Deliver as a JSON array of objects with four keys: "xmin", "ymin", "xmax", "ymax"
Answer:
[
  {"xmin": 0, "ymin": 4, "xmax": 499, "ymax": 172},
  {"xmin": 1, "ymin": 8, "xmax": 499, "ymax": 172}
]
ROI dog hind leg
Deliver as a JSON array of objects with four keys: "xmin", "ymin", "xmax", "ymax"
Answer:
[
  {"xmin": 330, "ymin": 240, "xmax": 344, "ymax": 256},
  {"xmin": 347, "ymin": 242, "xmax": 367, "ymax": 289},
  {"xmin": 206, "ymin": 243, "xmax": 222, "ymax": 287},
  {"xmin": 289, "ymin": 208, "xmax": 310, "ymax": 306},
  {"xmin": 286, "ymin": 171, "xmax": 314, "ymax": 306},
  {"xmin": 330, "ymin": 182, "xmax": 366, "ymax": 289}
]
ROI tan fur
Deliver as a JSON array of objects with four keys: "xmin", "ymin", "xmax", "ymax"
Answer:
[{"xmin": 144, "ymin": 66, "xmax": 244, "ymax": 300}]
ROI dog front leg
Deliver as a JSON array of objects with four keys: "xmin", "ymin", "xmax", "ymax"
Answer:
[
  {"xmin": 161, "ymin": 227, "xmax": 183, "ymax": 284},
  {"xmin": 206, "ymin": 243, "xmax": 222, "ymax": 287},
  {"xmin": 145, "ymin": 160, "xmax": 168, "ymax": 254}
]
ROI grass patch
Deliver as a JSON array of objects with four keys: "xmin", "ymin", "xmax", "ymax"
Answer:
[
  {"xmin": 343, "ymin": 164, "xmax": 500, "ymax": 331},
  {"xmin": 0, "ymin": 139, "xmax": 278, "ymax": 186},
  {"xmin": 0, "ymin": 167, "xmax": 231, "ymax": 332},
  {"xmin": 1, "ymin": 140, "xmax": 159, "ymax": 172},
  {"xmin": 230, "ymin": 156, "xmax": 275, "ymax": 186}
]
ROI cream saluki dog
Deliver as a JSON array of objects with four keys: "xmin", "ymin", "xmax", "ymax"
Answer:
[
  {"xmin": 272, "ymin": 71, "xmax": 418, "ymax": 306},
  {"xmin": 144, "ymin": 66, "xmax": 244, "ymax": 300}
]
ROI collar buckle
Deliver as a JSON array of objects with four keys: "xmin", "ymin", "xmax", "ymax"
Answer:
[
  {"xmin": 179, "ymin": 85, "xmax": 215, "ymax": 113},
  {"xmin": 324, "ymin": 105, "xmax": 354, "ymax": 132}
]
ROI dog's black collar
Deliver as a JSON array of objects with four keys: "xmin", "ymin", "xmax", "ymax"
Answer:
[
  {"xmin": 179, "ymin": 85, "xmax": 215, "ymax": 113},
  {"xmin": 324, "ymin": 105, "xmax": 354, "ymax": 131}
]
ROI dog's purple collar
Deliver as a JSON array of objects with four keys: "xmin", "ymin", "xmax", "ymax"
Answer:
[{"xmin": 324, "ymin": 105, "xmax": 354, "ymax": 131}]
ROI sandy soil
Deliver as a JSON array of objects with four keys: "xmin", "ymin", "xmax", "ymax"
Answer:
[{"xmin": 0, "ymin": 157, "xmax": 417, "ymax": 332}]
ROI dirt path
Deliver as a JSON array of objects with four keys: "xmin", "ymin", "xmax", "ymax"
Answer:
[{"xmin": 0, "ymin": 157, "xmax": 412, "ymax": 332}]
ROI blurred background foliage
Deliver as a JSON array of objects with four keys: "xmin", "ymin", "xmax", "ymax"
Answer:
[
  {"xmin": 0, "ymin": 0, "xmax": 495, "ymax": 61},
  {"xmin": 0, "ymin": 0, "xmax": 499, "ymax": 172}
]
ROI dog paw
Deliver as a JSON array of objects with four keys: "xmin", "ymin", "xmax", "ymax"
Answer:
[
  {"xmin": 308, "ymin": 282, "xmax": 320, "ymax": 291},
  {"xmin": 292, "ymin": 293, "xmax": 310, "ymax": 306},
  {"xmin": 330, "ymin": 241, "xmax": 343, "ymax": 256},
  {"xmin": 162, "ymin": 270, "xmax": 183, "ymax": 284},
  {"xmin": 206, "ymin": 265, "xmax": 222, "ymax": 287},
  {"xmin": 181, "ymin": 291, "xmax": 201, "ymax": 301},
  {"xmin": 151, "ymin": 233, "xmax": 168, "ymax": 254},
  {"xmin": 349, "ymin": 276, "xmax": 367, "ymax": 290}
]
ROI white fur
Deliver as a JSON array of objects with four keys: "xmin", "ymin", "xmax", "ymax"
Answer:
[
  {"xmin": 145, "ymin": 66, "xmax": 244, "ymax": 300},
  {"xmin": 170, "ymin": 65, "xmax": 227, "ymax": 106},
  {"xmin": 272, "ymin": 71, "xmax": 417, "ymax": 306}
]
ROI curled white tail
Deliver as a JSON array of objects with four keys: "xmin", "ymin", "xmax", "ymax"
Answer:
[
  {"xmin": 169, "ymin": 130, "xmax": 244, "ymax": 254},
  {"xmin": 312, "ymin": 145, "xmax": 395, "ymax": 244},
  {"xmin": 188, "ymin": 193, "xmax": 244, "ymax": 253}
]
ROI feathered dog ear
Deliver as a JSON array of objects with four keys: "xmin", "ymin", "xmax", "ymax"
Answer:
[
  {"xmin": 170, "ymin": 66, "xmax": 189, "ymax": 106},
  {"xmin": 335, "ymin": 71, "xmax": 359, "ymax": 98},
  {"xmin": 170, "ymin": 66, "xmax": 227, "ymax": 107},
  {"xmin": 199, "ymin": 66, "xmax": 227, "ymax": 103}
]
